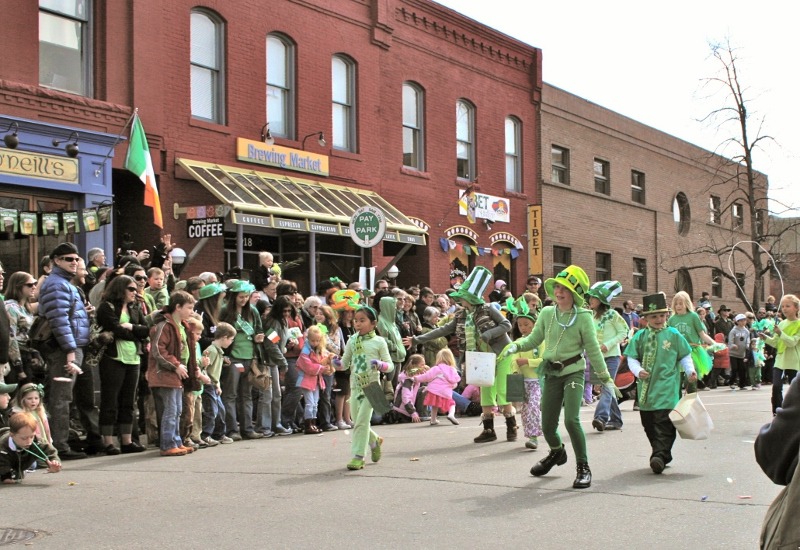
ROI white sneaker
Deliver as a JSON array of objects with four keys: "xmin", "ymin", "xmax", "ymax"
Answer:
[
  {"xmin": 731, "ymin": 386, "xmax": 739, "ymax": 391},
  {"xmin": 430, "ymin": 419, "xmax": 440, "ymax": 425},
  {"xmin": 336, "ymin": 420, "xmax": 350, "ymax": 430},
  {"xmin": 202, "ymin": 436, "xmax": 220, "ymax": 447},
  {"xmin": 446, "ymin": 414, "xmax": 460, "ymax": 425},
  {"xmin": 219, "ymin": 435, "xmax": 234, "ymax": 444}
]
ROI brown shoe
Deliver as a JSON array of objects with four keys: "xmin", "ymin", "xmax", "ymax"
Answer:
[
  {"xmin": 179, "ymin": 445, "xmax": 195, "ymax": 454},
  {"xmin": 160, "ymin": 447, "xmax": 188, "ymax": 457}
]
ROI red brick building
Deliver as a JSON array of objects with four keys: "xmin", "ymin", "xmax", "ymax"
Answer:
[
  {"xmin": 0, "ymin": 0, "xmax": 541, "ymax": 295},
  {"xmin": 540, "ymin": 84, "xmax": 769, "ymax": 309}
]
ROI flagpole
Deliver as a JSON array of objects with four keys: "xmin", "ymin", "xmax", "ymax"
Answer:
[
  {"xmin": 93, "ymin": 108, "xmax": 139, "ymax": 177},
  {"xmin": 437, "ymin": 181, "xmax": 475, "ymax": 227}
]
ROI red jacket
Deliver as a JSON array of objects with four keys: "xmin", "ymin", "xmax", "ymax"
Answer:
[
  {"xmin": 713, "ymin": 333, "xmax": 730, "ymax": 370},
  {"xmin": 146, "ymin": 310, "xmax": 200, "ymax": 390}
]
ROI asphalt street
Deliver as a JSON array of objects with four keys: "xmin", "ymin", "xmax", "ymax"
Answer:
[{"xmin": 0, "ymin": 386, "xmax": 783, "ymax": 549}]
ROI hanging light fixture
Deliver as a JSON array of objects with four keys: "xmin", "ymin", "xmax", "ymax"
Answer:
[
  {"xmin": 2, "ymin": 121, "xmax": 19, "ymax": 149},
  {"xmin": 260, "ymin": 123, "xmax": 275, "ymax": 145},
  {"xmin": 52, "ymin": 131, "xmax": 80, "ymax": 158},
  {"xmin": 301, "ymin": 131, "xmax": 326, "ymax": 150}
]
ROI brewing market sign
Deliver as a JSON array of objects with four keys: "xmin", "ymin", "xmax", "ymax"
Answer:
[{"xmin": 349, "ymin": 206, "xmax": 386, "ymax": 248}]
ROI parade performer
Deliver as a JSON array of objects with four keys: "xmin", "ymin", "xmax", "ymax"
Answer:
[
  {"xmin": 624, "ymin": 293, "xmax": 696, "ymax": 474},
  {"xmin": 341, "ymin": 306, "xmax": 392, "ymax": 471},
  {"xmin": 758, "ymin": 294, "xmax": 800, "ymax": 415},
  {"xmin": 668, "ymin": 291, "xmax": 716, "ymax": 391},
  {"xmin": 586, "ymin": 281, "xmax": 629, "ymax": 432},
  {"xmin": 505, "ymin": 296, "xmax": 543, "ymax": 450},
  {"xmin": 410, "ymin": 267, "xmax": 514, "ymax": 443},
  {"xmin": 503, "ymin": 266, "xmax": 615, "ymax": 489}
]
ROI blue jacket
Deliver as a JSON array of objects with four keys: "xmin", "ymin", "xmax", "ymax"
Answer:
[{"xmin": 38, "ymin": 266, "xmax": 90, "ymax": 352}]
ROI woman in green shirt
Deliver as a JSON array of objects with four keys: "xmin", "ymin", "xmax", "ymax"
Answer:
[
  {"xmin": 96, "ymin": 275, "xmax": 150, "ymax": 454},
  {"xmin": 668, "ymin": 291, "xmax": 716, "ymax": 390}
]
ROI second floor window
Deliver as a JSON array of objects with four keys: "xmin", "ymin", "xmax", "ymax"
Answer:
[
  {"xmin": 711, "ymin": 268, "xmax": 722, "ymax": 298},
  {"xmin": 456, "ymin": 100, "xmax": 475, "ymax": 180},
  {"xmin": 594, "ymin": 159, "xmax": 610, "ymax": 195},
  {"xmin": 732, "ymin": 202, "xmax": 744, "ymax": 229},
  {"xmin": 402, "ymin": 83, "xmax": 424, "ymax": 170},
  {"xmin": 332, "ymin": 55, "xmax": 356, "ymax": 152},
  {"xmin": 505, "ymin": 117, "xmax": 521, "ymax": 192},
  {"xmin": 710, "ymin": 195, "xmax": 721, "ymax": 224},
  {"xmin": 553, "ymin": 246, "xmax": 571, "ymax": 276},
  {"xmin": 190, "ymin": 10, "xmax": 224, "ymax": 123},
  {"xmin": 39, "ymin": 0, "xmax": 92, "ymax": 97},
  {"xmin": 267, "ymin": 34, "xmax": 294, "ymax": 138},
  {"xmin": 551, "ymin": 145, "xmax": 569, "ymax": 184},
  {"xmin": 596, "ymin": 252, "xmax": 611, "ymax": 281},
  {"xmin": 631, "ymin": 170, "xmax": 646, "ymax": 204},
  {"xmin": 633, "ymin": 258, "xmax": 647, "ymax": 291}
]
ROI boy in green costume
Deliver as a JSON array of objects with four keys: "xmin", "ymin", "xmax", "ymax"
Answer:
[{"xmin": 624, "ymin": 293, "xmax": 697, "ymax": 474}]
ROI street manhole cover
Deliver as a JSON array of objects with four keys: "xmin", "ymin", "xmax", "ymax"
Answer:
[{"xmin": 0, "ymin": 528, "xmax": 38, "ymax": 545}]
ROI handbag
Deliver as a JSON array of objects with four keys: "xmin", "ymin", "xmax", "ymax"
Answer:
[
  {"xmin": 505, "ymin": 373, "xmax": 525, "ymax": 402},
  {"xmin": 760, "ymin": 458, "xmax": 800, "ymax": 549},
  {"xmin": 246, "ymin": 346, "xmax": 271, "ymax": 391},
  {"xmin": 669, "ymin": 392, "xmax": 714, "ymax": 440},
  {"xmin": 83, "ymin": 321, "xmax": 114, "ymax": 370},
  {"xmin": 464, "ymin": 351, "xmax": 496, "ymax": 387}
]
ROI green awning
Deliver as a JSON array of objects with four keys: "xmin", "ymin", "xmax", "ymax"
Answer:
[{"xmin": 176, "ymin": 158, "xmax": 426, "ymax": 245}]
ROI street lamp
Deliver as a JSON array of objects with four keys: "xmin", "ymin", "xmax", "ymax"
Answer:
[
  {"xmin": 386, "ymin": 264, "xmax": 400, "ymax": 284},
  {"xmin": 170, "ymin": 247, "xmax": 187, "ymax": 277}
]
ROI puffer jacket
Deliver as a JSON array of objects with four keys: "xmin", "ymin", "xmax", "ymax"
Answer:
[{"xmin": 37, "ymin": 265, "xmax": 90, "ymax": 352}]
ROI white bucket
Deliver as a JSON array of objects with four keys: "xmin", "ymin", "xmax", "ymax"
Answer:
[
  {"xmin": 464, "ymin": 351, "xmax": 496, "ymax": 387},
  {"xmin": 669, "ymin": 392, "xmax": 714, "ymax": 440}
]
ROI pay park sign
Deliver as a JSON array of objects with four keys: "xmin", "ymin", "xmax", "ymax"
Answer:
[{"xmin": 349, "ymin": 206, "xmax": 386, "ymax": 248}]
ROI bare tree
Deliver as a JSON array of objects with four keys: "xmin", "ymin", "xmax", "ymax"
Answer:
[{"xmin": 660, "ymin": 39, "xmax": 800, "ymax": 310}]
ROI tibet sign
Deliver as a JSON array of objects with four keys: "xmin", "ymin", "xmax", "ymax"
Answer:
[{"xmin": 349, "ymin": 206, "xmax": 386, "ymax": 248}]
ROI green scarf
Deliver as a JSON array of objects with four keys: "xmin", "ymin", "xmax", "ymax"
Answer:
[
  {"xmin": 465, "ymin": 312, "xmax": 477, "ymax": 352},
  {"xmin": 777, "ymin": 319, "xmax": 800, "ymax": 354},
  {"xmin": 639, "ymin": 326, "xmax": 664, "ymax": 406}
]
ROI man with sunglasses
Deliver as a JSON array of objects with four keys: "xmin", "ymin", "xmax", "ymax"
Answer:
[{"xmin": 37, "ymin": 242, "xmax": 93, "ymax": 460}]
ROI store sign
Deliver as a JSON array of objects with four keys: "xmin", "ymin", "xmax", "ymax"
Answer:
[
  {"xmin": 0, "ymin": 149, "xmax": 79, "ymax": 183},
  {"xmin": 187, "ymin": 216, "xmax": 223, "ymax": 238},
  {"xmin": 231, "ymin": 211, "xmax": 425, "ymax": 245},
  {"xmin": 458, "ymin": 190, "xmax": 510, "ymax": 223},
  {"xmin": 527, "ymin": 205, "xmax": 543, "ymax": 276},
  {"xmin": 349, "ymin": 206, "xmax": 386, "ymax": 248},
  {"xmin": 236, "ymin": 138, "xmax": 329, "ymax": 177}
]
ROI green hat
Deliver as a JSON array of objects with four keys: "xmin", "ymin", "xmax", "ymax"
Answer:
[
  {"xmin": 641, "ymin": 293, "xmax": 669, "ymax": 315},
  {"xmin": 450, "ymin": 266, "xmax": 492, "ymax": 306},
  {"xmin": 544, "ymin": 265, "xmax": 590, "ymax": 307},
  {"xmin": 586, "ymin": 280, "xmax": 622, "ymax": 306},
  {"xmin": 505, "ymin": 296, "xmax": 537, "ymax": 322},
  {"xmin": 0, "ymin": 382, "xmax": 17, "ymax": 394},
  {"xmin": 228, "ymin": 280, "xmax": 255, "ymax": 294},
  {"xmin": 198, "ymin": 282, "xmax": 226, "ymax": 301}
]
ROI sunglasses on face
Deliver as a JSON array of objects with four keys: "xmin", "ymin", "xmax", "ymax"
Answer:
[
  {"xmin": 134, "ymin": 275, "xmax": 147, "ymax": 281},
  {"xmin": 126, "ymin": 286, "xmax": 138, "ymax": 292},
  {"xmin": 60, "ymin": 256, "xmax": 80, "ymax": 263},
  {"xmin": 23, "ymin": 282, "xmax": 37, "ymax": 288}
]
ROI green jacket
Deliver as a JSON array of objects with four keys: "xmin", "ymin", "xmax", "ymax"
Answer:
[{"xmin": 514, "ymin": 306, "xmax": 611, "ymax": 383}]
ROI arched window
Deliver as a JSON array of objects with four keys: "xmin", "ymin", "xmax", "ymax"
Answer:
[
  {"xmin": 402, "ymin": 82, "xmax": 424, "ymax": 170},
  {"xmin": 505, "ymin": 117, "xmax": 521, "ymax": 192},
  {"xmin": 267, "ymin": 33, "xmax": 295, "ymax": 139},
  {"xmin": 191, "ymin": 9, "xmax": 225, "ymax": 123},
  {"xmin": 456, "ymin": 100, "xmax": 475, "ymax": 180},
  {"xmin": 332, "ymin": 55, "xmax": 356, "ymax": 152},
  {"xmin": 673, "ymin": 192, "xmax": 691, "ymax": 236}
]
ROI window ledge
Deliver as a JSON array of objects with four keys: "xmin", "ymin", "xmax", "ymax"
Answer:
[
  {"xmin": 400, "ymin": 166, "xmax": 431, "ymax": 179},
  {"xmin": 331, "ymin": 149, "xmax": 361, "ymax": 161},
  {"xmin": 455, "ymin": 178, "xmax": 477, "ymax": 190},
  {"xmin": 504, "ymin": 191, "xmax": 527, "ymax": 200},
  {"xmin": 188, "ymin": 117, "xmax": 231, "ymax": 135}
]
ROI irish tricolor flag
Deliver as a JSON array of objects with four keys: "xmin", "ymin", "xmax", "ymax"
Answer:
[{"xmin": 125, "ymin": 114, "xmax": 163, "ymax": 228}]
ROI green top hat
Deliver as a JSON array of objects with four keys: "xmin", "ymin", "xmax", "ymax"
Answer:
[
  {"xmin": 586, "ymin": 280, "xmax": 622, "ymax": 306},
  {"xmin": 641, "ymin": 293, "xmax": 669, "ymax": 315},
  {"xmin": 198, "ymin": 282, "xmax": 226, "ymax": 301},
  {"xmin": 544, "ymin": 265, "xmax": 590, "ymax": 307},
  {"xmin": 450, "ymin": 266, "xmax": 492, "ymax": 306}
]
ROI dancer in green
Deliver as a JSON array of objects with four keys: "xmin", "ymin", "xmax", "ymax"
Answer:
[{"xmin": 504, "ymin": 266, "xmax": 615, "ymax": 488}]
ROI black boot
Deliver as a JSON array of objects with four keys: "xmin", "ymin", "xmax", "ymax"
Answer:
[
  {"xmin": 505, "ymin": 415, "xmax": 518, "ymax": 442},
  {"xmin": 473, "ymin": 416, "xmax": 497, "ymax": 443},
  {"xmin": 530, "ymin": 445, "xmax": 568, "ymax": 476},
  {"xmin": 573, "ymin": 462, "xmax": 592, "ymax": 488}
]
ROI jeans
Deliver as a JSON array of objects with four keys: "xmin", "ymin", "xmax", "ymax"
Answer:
[
  {"xmin": 452, "ymin": 390, "xmax": 470, "ymax": 413},
  {"xmin": 152, "ymin": 387, "xmax": 183, "ymax": 451},
  {"xmin": 594, "ymin": 356, "xmax": 622, "ymax": 427},
  {"xmin": 281, "ymin": 357, "xmax": 303, "ymax": 428},
  {"xmin": 236, "ymin": 361, "xmax": 258, "ymax": 434},
  {"xmin": 201, "ymin": 385, "xmax": 226, "ymax": 439},
  {"xmin": 98, "ymin": 356, "xmax": 140, "ymax": 436},
  {"xmin": 317, "ymin": 373, "xmax": 334, "ymax": 427},
  {"xmin": 302, "ymin": 387, "xmax": 320, "ymax": 419},
  {"xmin": 219, "ymin": 363, "xmax": 241, "ymax": 435},
  {"xmin": 46, "ymin": 348, "xmax": 85, "ymax": 453},
  {"xmin": 771, "ymin": 368, "xmax": 798, "ymax": 414},
  {"xmin": 256, "ymin": 365, "xmax": 282, "ymax": 433}
]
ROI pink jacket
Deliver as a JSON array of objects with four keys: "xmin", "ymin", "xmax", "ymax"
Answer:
[
  {"xmin": 296, "ymin": 348, "xmax": 329, "ymax": 391},
  {"xmin": 413, "ymin": 363, "xmax": 461, "ymax": 400},
  {"xmin": 392, "ymin": 371, "xmax": 421, "ymax": 417}
]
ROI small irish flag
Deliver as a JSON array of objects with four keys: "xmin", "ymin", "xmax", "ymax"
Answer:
[
  {"xmin": 125, "ymin": 113, "xmax": 163, "ymax": 228},
  {"xmin": 265, "ymin": 329, "xmax": 280, "ymax": 344}
]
